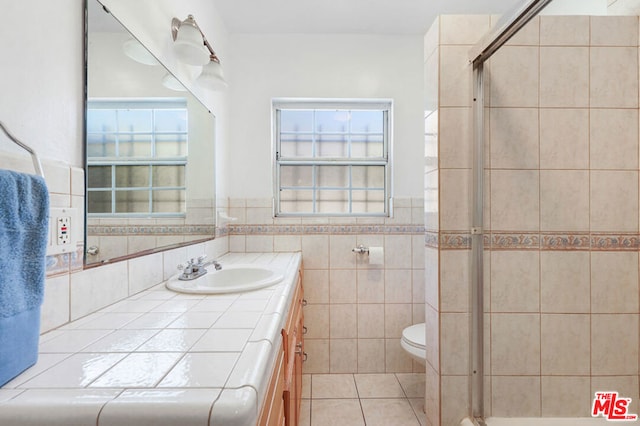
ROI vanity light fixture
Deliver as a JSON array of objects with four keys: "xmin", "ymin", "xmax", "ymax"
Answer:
[
  {"xmin": 122, "ymin": 38, "xmax": 160, "ymax": 66},
  {"xmin": 197, "ymin": 55, "xmax": 227, "ymax": 90},
  {"xmin": 161, "ymin": 73, "xmax": 188, "ymax": 92},
  {"xmin": 170, "ymin": 15, "xmax": 210, "ymax": 66},
  {"xmin": 171, "ymin": 15, "xmax": 227, "ymax": 90}
]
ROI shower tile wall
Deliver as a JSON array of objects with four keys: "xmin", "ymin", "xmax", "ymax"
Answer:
[
  {"xmin": 425, "ymin": 14, "xmax": 494, "ymax": 426},
  {"xmin": 424, "ymin": 15, "xmax": 441, "ymax": 426},
  {"xmin": 487, "ymin": 14, "xmax": 640, "ymax": 419},
  {"xmin": 226, "ymin": 197, "xmax": 425, "ymax": 375},
  {"xmin": 429, "ymin": 14, "xmax": 640, "ymax": 425}
]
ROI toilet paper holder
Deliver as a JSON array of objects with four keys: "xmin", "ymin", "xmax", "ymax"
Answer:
[{"xmin": 352, "ymin": 244, "xmax": 369, "ymax": 254}]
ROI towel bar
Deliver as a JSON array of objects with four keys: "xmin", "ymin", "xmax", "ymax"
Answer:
[{"xmin": 0, "ymin": 121, "xmax": 44, "ymax": 178}]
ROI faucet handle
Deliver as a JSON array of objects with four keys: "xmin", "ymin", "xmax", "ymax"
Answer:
[
  {"xmin": 197, "ymin": 254, "xmax": 207, "ymax": 264},
  {"xmin": 178, "ymin": 259, "xmax": 196, "ymax": 270}
]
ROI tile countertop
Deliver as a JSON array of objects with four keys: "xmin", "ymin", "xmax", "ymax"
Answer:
[{"xmin": 0, "ymin": 252, "xmax": 302, "ymax": 426}]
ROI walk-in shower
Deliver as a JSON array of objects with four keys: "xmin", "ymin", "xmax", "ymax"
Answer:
[{"xmin": 461, "ymin": 0, "xmax": 640, "ymax": 424}]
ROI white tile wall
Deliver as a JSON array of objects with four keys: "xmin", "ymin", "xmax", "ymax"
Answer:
[{"xmin": 226, "ymin": 197, "xmax": 425, "ymax": 375}]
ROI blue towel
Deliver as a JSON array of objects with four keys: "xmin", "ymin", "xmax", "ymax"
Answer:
[
  {"xmin": 0, "ymin": 169, "xmax": 49, "ymax": 318},
  {"xmin": 0, "ymin": 169, "xmax": 48, "ymax": 386}
]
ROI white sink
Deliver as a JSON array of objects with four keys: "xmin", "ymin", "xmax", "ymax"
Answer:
[{"xmin": 165, "ymin": 264, "xmax": 284, "ymax": 294}]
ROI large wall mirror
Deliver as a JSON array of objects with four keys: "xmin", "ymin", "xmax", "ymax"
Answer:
[{"xmin": 85, "ymin": 0, "xmax": 216, "ymax": 265}]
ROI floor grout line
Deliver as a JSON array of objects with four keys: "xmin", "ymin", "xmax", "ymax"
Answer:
[{"xmin": 304, "ymin": 373, "xmax": 426, "ymax": 426}]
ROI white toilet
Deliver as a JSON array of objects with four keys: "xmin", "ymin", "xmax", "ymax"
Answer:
[{"xmin": 401, "ymin": 322, "xmax": 426, "ymax": 364}]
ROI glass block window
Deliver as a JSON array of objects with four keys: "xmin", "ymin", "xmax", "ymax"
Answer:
[
  {"xmin": 274, "ymin": 99, "xmax": 392, "ymax": 216},
  {"xmin": 86, "ymin": 99, "xmax": 188, "ymax": 217}
]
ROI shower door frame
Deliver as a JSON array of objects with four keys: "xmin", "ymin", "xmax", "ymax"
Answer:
[{"xmin": 468, "ymin": 0, "xmax": 554, "ymax": 422}]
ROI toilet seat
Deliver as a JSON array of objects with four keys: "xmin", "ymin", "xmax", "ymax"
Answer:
[{"xmin": 401, "ymin": 323, "xmax": 426, "ymax": 363}]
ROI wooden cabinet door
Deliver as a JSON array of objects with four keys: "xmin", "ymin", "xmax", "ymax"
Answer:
[
  {"xmin": 258, "ymin": 264, "xmax": 305, "ymax": 426},
  {"xmin": 284, "ymin": 271, "xmax": 304, "ymax": 426},
  {"xmin": 293, "ymin": 311, "xmax": 304, "ymax": 425}
]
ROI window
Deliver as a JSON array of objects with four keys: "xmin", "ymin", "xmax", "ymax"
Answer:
[
  {"xmin": 273, "ymin": 99, "xmax": 392, "ymax": 216},
  {"xmin": 86, "ymin": 99, "xmax": 188, "ymax": 217}
]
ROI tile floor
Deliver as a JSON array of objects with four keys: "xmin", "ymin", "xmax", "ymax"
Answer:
[{"xmin": 300, "ymin": 373, "xmax": 426, "ymax": 426}]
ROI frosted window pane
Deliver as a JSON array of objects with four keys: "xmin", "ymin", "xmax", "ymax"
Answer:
[
  {"xmin": 87, "ymin": 166, "xmax": 111, "ymax": 188},
  {"xmin": 153, "ymin": 165, "xmax": 185, "ymax": 187},
  {"xmin": 88, "ymin": 191, "xmax": 111, "ymax": 213},
  {"xmin": 156, "ymin": 141, "xmax": 187, "ymax": 157},
  {"xmin": 119, "ymin": 135, "xmax": 153, "ymax": 157},
  {"xmin": 351, "ymin": 134, "xmax": 384, "ymax": 158},
  {"xmin": 280, "ymin": 110, "xmax": 313, "ymax": 132},
  {"xmin": 352, "ymin": 166, "xmax": 384, "ymax": 188},
  {"xmin": 351, "ymin": 110, "xmax": 383, "ymax": 133},
  {"xmin": 155, "ymin": 109, "xmax": 187, "ymax": 132},
  {"xmin": 352, "ymin": 190, "xmax": 385, "ymax": 213},
  {"xmin": 87, "ymin": 133, "xmax": 116, "ymax": 157},
  {"xmin": 316, "ymin": 135, "xmax": 348, "ymax": 157},
  {"xmin": 280, "ymin": 166, "xmax": 313, "ymax": 187},
  {"xmin": 317, "ymin": 166, "xmax": 348, "ymax": 188},
  {"xmin": 115, "ymin": 190, "xmax": 149, "ymax": 213},
  {"xmin": 281, "ymin": 133, "xmax": 313, "ymax": 158},
  {"xmin": 115, "ymin": 166, "xmax": 149, "ymax": 188},
  {"xmin": 87, "ymin": 110, "xmax": 117, "ymax": 133},
  {"xmin": 352, "ymin": 202, "xmax": 385, "ymax": 213},
  {"xmin": 316, "ymin": 110, "xmax": 348, "ymax": 133},
  {"xmin": 281, "ymin": 189, "xmax": 313, "ymax": 203},
  {"xmin": 118, "ymin": 109, "xmax": 152, "ymax": 132},
  {"xmin": 280, "ymin": 190, "xmax": 313, "ymax": 213},
  {"xmin": 153, "ymin": 190, "xmax": 185, "ymax": 213},
  {"xmin": 352, "ymin": 190, "xmax": 384, "ymax": 202},
  {"xmin": 316, "ymin": 190, "xmax": 348, "ymax": 213}
]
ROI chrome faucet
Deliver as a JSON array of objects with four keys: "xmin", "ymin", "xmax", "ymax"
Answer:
[
  {"xmin": 177, "ymin": 255, "xmax": 221, "ymax": 281},
  {"xmin": 202, "ymin": 258, "xmax": 223, "ymax": 271}
]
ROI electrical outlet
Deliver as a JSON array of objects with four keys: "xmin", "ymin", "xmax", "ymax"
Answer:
[
  {"xmin": 57, "ymin": 216, "xmax": 71, "ymax": 245},
  {"xmin": 47, "ymin": 207, "xmax": 78, "ymax": 255}
]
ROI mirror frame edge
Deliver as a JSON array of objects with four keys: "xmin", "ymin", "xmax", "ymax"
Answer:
[{"xmin": 82, "ymin": 0, "xmax": 217, "ymax": 269}]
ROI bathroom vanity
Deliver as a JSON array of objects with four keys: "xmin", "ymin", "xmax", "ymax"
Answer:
[
  {"xmin": 0, "ymin": 252, "xmax": 303, "ymax": 426},
  {"xmin": 258, "ymin": 265, "xmax": 304, "ymax": 426}
]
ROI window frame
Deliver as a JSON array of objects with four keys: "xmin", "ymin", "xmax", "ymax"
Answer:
[
  {"xmin": 272, "ymin": 98, "xmax": 393, "ymax": 217},
  {"xmin": 86, "ymin": 98, "xmax": 188, "ymax": 218}
]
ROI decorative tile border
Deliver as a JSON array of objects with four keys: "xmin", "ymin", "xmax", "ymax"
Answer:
[
  {"xmin": 46, "ymin": 252, "xmax": 71, "ymax": 277},
  {"xmin": 491, "ymin": 233, "xmax": 540, "ymax": 250},
  {"xmin": 435, "ymin": 231, "xmax": 640, "ymax": 252},
  {"xmin": 440, "ymin": 233, "xmax": 472, "ymax": 250},
  {"xmin": 87, "ymin": 224, "xmax": 216, "ymax": 236},
  {"xmin": 425, "ymin": 231, "xmax": 439, "ymax": 249},
  {"xmin": 46, "ymin": 243, "xmax": 83, "ymax": 278},
  {"xmin": 227, "ymin": 224, "xmax": 425, "ymax": 235},
  {"xmin": 591, "ymin": 234, "xmax": 640, "ymax": 251},
  {"xmin": 89, "ymin": 223, "xmax": 426, "ymax": 237},
  {"xmin": 541, "ymin": 233, "xmax": 590, "ymax": 250}
]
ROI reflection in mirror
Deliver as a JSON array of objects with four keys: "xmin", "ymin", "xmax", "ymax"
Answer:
[{"xmin": 86, "ymin": 0, "xmax": 216, "ymax": 265}]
